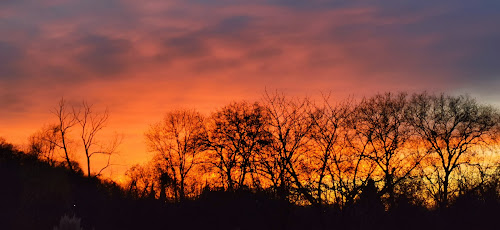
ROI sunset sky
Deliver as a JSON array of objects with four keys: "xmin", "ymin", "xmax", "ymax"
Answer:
[{"xmin": 1, "ymin": 0, "xmax": 500, "ymax": 180}]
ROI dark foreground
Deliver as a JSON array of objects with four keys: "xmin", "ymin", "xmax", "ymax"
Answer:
[{"xmin": 1, "ymin": 143, "xmax": 499, "ymax": 230}]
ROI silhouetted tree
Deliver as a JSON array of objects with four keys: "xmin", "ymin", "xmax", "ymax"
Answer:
[
  {"xmin": 27, "ymin": 124, "xmax": 59, "ymax": 166},
  {"xmin": 206, "ymin": 101, "xmax": 272, "ymax": 191},
  {"xmin": 261, "ymin": 91, "xmax": 316, "ymax": 205},
  {"xmin": 407, "ymin": 93, "xmax": 500, "ymax": 207},
  {"xmin": 323, "ymin": 104, "xmax": 380, "ymax": 208},
  {"xmin": 125, "ymin": 163, "xmax": 157, "ymax": 198},
  {"xmin": 354, "ymin": 93, "xmax": 423, "ymax": 208},
  {"xmin": 308, "ymin": 95, "xmax": 350, "ymax": 205},
  {"xmin": 0, "ymin": 137, "xmax": 17, "ymax": 159},
  {"xmin": 73, "ymin": 101, "xmax": 119, "ymax": 177},
  {"xmin": 145, "ymin": 109, "xmax": 207, "ymax": 201},
  {"xmin": 353, "ymin": 179, "xmax": 385, "ymax": 229},
  {"xmin": 52, "ymin": 98, "xmax": 78, "ymax": 171}
]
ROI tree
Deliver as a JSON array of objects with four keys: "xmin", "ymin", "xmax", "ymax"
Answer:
[
  {"xmin": 0, "ymin": 137, "xmax": 17, "ymax": 159},
  {"xmin": 145, "ymin": 109, "xmax": 207, "ymax": 201},
  {"xmin": 407, "ymin": 93, "xmax": 500, "ymax": 207},
  {"xmin": 308, "ymin": 95, "xmax": 350, "ymax": 205},
  {"xmin": 27, "ymin": 124, "xmax": 59, "ymax": 166},
  {"xmin": 353, "ymin": 179, "xmax": 385, "ymax": 229},
  {"xmin": 261, "ymin": 91, "xmax": 316, "ymax": 204},
  {"xmin": 74, "ymin": 101, "xmax": 118, "ymax": 177},
  {"xmin": 330, "ymin": 116, "xmax": 377, "ymax": 208},
  {"xmin": 125, "ymin": 163, "xmax": 157, "ymax": 198},
  {"xmin": 52, "ymin": 98, "xmax": 78, "ymax": 171},
  {"xmin": 206, "ymin": 101, "xmax": 272, "ymax": 191},
  {"xmin": 354, "ymin": 93, "xmax": 423, "ymax": 208}
]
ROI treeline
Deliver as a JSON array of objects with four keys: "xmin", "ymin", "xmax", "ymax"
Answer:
[
  {"xmin": 3, "ymin": 91, "xmax": 500, "ymax": 229},
  {"xmin": 124, "ymin": 92, "xmax": 500, "ymax": 209}
]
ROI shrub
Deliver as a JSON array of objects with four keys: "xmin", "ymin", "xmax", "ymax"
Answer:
[{"xmin": 53, "ymin": 214, "xmax": 84, "ymax": 230}]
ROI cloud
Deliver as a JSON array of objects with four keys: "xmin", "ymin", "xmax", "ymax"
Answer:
[
  {"xmin": 2, "ymin": 0, "xmax": 499, "ymax": 97},
  {"xmin": 160, "ymin": 35, "xmax": 211, "ymax": 61},
  {"xmin": 456, "ymin": 34, "xmax": 500, "ymax": 79},
  {"xmin": 0, "ymin": 91, "xmax": 27, "ymax": 112},
  {"xmin": 76, "ymin": 34, "xmax": 135, "ymax": 76},
  {"xmin": 0, "ymin": 41, "xmax": 24, "ymax": 78},
  {"xmin": 207, "ymin": 15, "xmax": 253, "ymax": 35},
  {"xmin": 246, "ymin": 47, "xmax": 283, "ymax": 60}
]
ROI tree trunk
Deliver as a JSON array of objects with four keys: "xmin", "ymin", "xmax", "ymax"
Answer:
[
  {"xmin": 61, "ymin": 132, "xmax": 73, "ymax": 171},
  {"xmin": 442, "ymin": 172, "xmax": 450, "ymax": 208},
  {"xmin": 180, "ymin": 176, "xmax": 185, "ymax": 201}
]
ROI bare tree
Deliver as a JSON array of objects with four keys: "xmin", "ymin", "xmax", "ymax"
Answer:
[
  {"xmin": 308, "ymin": 95, "xmax": 350, "ymax": 205},
  {"xmin": 206, "ymin": 101, "xmax": 272, "ymax": 191},
  {"xmin": 354, "ymin": 93, "xmax": 424, "ymax": 207},
  {"xmin": 74, "ymin": 101, "xmax": 118, "ymax": 177},
  {"xmin": 261, "ymin": 91, "xmax": 316, "ymax": 204},
  {"xmin": 315, "ymin": 99, "xmax": 383, "ymax": 208},
  {"xmin": 145, "ymin": 109, "xmax": 207, "ymax": 201},
  {"xmin": 46, "ymin": 98, "xmax": 118, "ymax": 175},
  {"xmin": 52, "ymin": 98, "xmax": 78, "ymax": 171},
  {"xmin": 330, "ymin": 125, "xmax": 377, "ymax": 208},
  {"xmin": 407, "ymin": 93, "xmax": 500, "ymax": 207}
]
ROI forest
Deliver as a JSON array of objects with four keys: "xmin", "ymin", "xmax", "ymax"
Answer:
[{"xmin": 2, "ymin": 91, "xmax": 500, "ymax": 230}]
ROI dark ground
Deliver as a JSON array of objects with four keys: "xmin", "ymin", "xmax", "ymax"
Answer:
[{"xmin": 1, "ymin": 143, "xmax": 499, "ymax": 230}]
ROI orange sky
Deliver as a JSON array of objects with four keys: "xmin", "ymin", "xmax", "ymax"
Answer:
[{"xmin": 1, "ymin": 0, "xmax": 500, "ymax": 180}]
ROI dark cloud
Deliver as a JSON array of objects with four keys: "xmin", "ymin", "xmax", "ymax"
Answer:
[
  {"xmin": 0, "ymin": 0, "xmax": 27, "ymax": 6},
  {"xmin": 193, "ymin": 58, "xmax": 242, "ymax": 73},
  {"xmin": 264, "ymin": 0, "xmax": 355, "ymax": 10},
  {"xmin": 162, "ymin": 36, "xmax": 211, "ymax": 60},
  {"xmin": 372, "ymin": 1, "xmax": 500, "ymax": 84},
  {"xmin": 196, "ymin": 15, "xmax": 260, "ymax": 47},
  {"xmin": 76, "ymin": 34, "xmax": 134, "ymax": 76},
  {"xmin": 1, "ymin": 0, "xmax": 500, "ymax": 92},
  {"xmin": 246, "ymin": 47, "xmax": 283, "ymax": 60},
  {"xmin": 0, "ymin": 92, "xmax": 29, "ymax": 113},
  {"xmin": 209, "ymin": 15, "xmax": 253, "ymax": 34},
  {"xmin": 156, "ymin": 15, "xmax": 256, "ymax": 63},
  {"xmin": 453, "ymin": 34, "xmax": 500, "ymax": 81},
  {"xmin": 186, "ymin": 0, "xmax": 251, "ymax": 6},
  {"xmin": 0, "ymin": 41, "xmax": 24, "ymax": 78}
]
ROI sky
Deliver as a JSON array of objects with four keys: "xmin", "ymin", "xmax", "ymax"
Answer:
[{"xmin": 1, "ymin": 0, "xmax": 500, "ymax": 180}]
